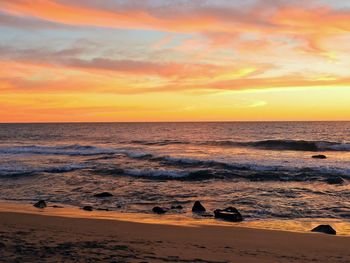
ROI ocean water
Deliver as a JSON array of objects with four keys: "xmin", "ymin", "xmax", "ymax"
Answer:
[{"xmin": 0, "ymin": 122, "xmax": 349, "ymax": 221}]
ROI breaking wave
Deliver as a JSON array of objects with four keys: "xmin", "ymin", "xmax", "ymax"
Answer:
[
  {"xmin": 128, "ymin": 139, "xmax": 350, "ymax": 152},
  {"xmin": 0, "ymin": 163, "xmax": 87, "ymax": 177},
  {"xmin": 1, "ymin": 144, "xmax": 349, "ymax": 182},
  {"xmin": 0, "ymin": 144, "xmax": 116, "ymax": 156},
  {"xmin": 210, "ymin": 139, "xmax": 350, "ymax": 152},
  {"xmin": 90, "ymin": 153, "xmax": 350, "ymax": 182},
  {"xmin": 92, "ymin": 165, "xmax": 349, "ymax": 182}
]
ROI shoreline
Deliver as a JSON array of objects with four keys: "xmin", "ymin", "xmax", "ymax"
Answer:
[
  {"xmin": 0, "ymin": 202, "xmax": 349, "ymax": 262},
  {"xmin": 1, "ymin": 200, "xmax": 350, "ymax": 236}
]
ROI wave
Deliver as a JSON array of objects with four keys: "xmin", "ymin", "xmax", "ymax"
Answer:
[
  {"xmin": 205, "ymin": 139, "xmax": 350, "ymax": 152},
  {"xmin": 89, "ymin": 152, "xmax": 350, "ymax": 182},
  {"xmin": 127, "ymin": 139, "xmax": 350, "ymax": 152},
  {"xmin": 130, "ymin": 140, "xmax": 190, "ymax": 146},
  {"xmin": 0, "ymin": 144, "xmax": 116, "ymax": 156},
  {"xmin": 93, "ymin": 165, "xmax": 349, "ymax": 182},
  {"xmin": 124, "ymin": 168, "xmax": 188, "ymax": 178},
  {"xmin": 0, "ymin": 163, "xmax": 86, "ymax": 177},
  {"xmin": 1, "ymin": 143, "xmax": 349, "ymax": 182},
  {"xmin": 0, "ymin": 144, "xmax": 171, "ymax": 158},
  {"xmin": 8, "ymin": 139, "xmax": 345, "ymax": 158},
  {"xmin": 121, "ymin": 168, "xmax": 232, "ymax": 180}
]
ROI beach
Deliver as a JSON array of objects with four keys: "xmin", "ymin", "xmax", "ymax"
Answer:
[{"xmin": 0, "ymin": 203, "xmax": 349, "ymax": 263}]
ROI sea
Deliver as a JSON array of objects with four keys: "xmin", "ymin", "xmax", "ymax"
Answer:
[{"xmin": 0, "ymin": 122, "xmax": 349, "ymax": 222}]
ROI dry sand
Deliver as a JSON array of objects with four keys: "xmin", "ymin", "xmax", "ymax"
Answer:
[{"xmin": 0, "ymin": 204, "xmax": 349, "ymax": 263}]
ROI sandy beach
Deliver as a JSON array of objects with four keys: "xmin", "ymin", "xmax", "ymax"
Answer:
[{"xmin": 0, "ymin": 203, "xmax": 349, "ymax": 263}]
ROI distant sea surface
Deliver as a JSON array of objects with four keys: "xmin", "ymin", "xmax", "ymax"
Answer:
[{"xmin": 0, "ymin": 122, "xmax": 349, "ymax": 221}]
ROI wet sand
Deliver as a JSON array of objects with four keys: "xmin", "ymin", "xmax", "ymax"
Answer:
[{"xmin": 0, "ymin": 204, "xmax": 349, "ymax": 262}]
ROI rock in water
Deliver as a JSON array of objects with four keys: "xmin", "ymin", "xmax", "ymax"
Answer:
[
  {"xmin": 312, "ymin": 154, "xmax": 327, "ymax": 159},
  {"xmin": 311, "ymin": 225, "xmax": 336, "ymax": 235},
  {"xmin": 33, "ymin": 200, "xmax": 47, "ymax": 209},
  {"xmin": 214, "ymin": 207, "xmax": 243, "ymax": 222},
  {"xmin": 192, "ymin": 201, "xmax": 206, "ymax": 213},
  {"xmin": 325, "ymin": 177, "xmax": 344, "ymax": 185},
  {"xmin": 93, "ymin": 192, "xmax": 113, "ymax": 198},
  {"xmin": 152, "ymin": 206, "xmax": 167, "ymax": 214},
  {"xmin": 82, "ymin": 206, "xmax": 93, "ymax": 211}
]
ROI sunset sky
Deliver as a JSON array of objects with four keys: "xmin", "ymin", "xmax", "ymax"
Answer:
[{"xmin": 1, "ymin": 0, "xmax": 350, "ymax": 122}]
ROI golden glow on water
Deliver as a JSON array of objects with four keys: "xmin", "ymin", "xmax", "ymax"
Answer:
[{"xmin": 1, "ymin": 201, "xmax": 350, "ymax": 236}]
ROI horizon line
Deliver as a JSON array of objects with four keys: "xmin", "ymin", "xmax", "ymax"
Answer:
[{"xmin": 1, "ymin": 120, "xmax": 349, "ymax": 124}]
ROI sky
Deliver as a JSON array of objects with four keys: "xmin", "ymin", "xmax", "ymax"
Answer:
[{"xmin": 0, "ymin": 0, "xmax": 350, "ymax": 122}]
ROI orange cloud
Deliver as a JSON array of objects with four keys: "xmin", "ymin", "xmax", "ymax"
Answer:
[
  {"xmin": 2, "ymin": 58, "xmax": 348, "ymax": 96},
  {"xmin": 0, "ymin": 45, "xmax": 273, "ymax": 81},
  {"xmin": 151, "ymin": 75, "xmax": 350, "ymax": 94},
  {"xmin": 1, "ymin": 1, "xmax": 348, "ymax": 34},
  {"xmin": 1, "ymin": 0, "xmax": 350, "ymax": 59}
]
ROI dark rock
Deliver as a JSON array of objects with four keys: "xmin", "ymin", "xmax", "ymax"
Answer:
[
  {"xmin": 214, "ymin": 207, "xmax": 243, "ymax": 222},
  {"xmin": 82, "ymin": 206, "xmax": 93, "ymax": 211},
  {"xmin": 171, "ymin": 205, "xmax": 183, "ymax": 210},
  {"xmin": 311, "ymin": 224, "xmax": 336, "ymax": 235},
  {"xmin": 192, "ymin": 201, "xmax": 206, "ymax": 213},
  {"xmin": 312, "ymin": 154, "xmax": 327, "ymax": 159},
  {"xmin": 152, "ymin": 206, "xmax": 167, "ymax": 214},
  {"xmin": 33, "ymin": 200, "xmax": 47, "ymax": 209},
  {"xmin": 93, "ymin": 192, "xmax": 113, "ymax": 198},
  {"xmin": 325, "ymin": 177, "xmax": 345, "ymax": 185}
]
